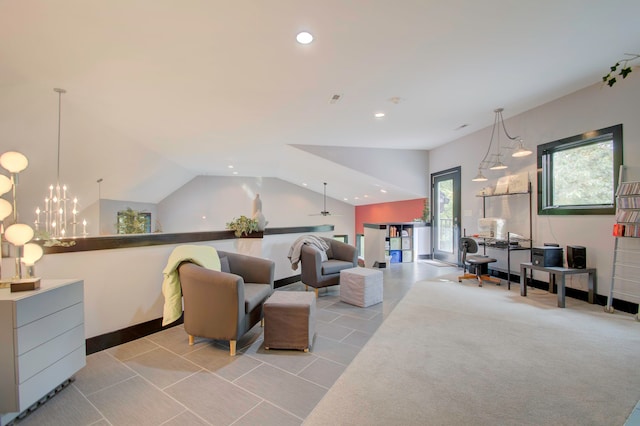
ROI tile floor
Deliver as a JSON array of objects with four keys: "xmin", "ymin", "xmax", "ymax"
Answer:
[{"xmin": 10, "ymin": 262, "xmax": 459, "ymax": 426}]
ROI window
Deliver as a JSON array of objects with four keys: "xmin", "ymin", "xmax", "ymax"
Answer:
[
  {"xmin": 537, "ymin": 124, "xmax": 623, "ymax": 215},
  {"xmin": 117, "ymin": 209, "xmax": 152, "ymax": 234}
]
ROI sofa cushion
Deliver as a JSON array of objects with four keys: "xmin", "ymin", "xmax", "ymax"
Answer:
[
  {"xmin": 322, "ymin": 259, "xmax": 354, "ymax": 275},
  {"xmin": 244, "ymin": 283, "xmax": 272, "ymax": 313}
]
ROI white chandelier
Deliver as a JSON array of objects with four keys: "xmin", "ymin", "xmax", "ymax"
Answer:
[{"xmin": 35, "ymin": 88, "xmax": 85, "ymax": 238}]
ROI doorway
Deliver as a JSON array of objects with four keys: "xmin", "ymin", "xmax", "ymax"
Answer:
[{"xmin": 431, "ymin": 167, "xmax": 461, "ymax": 265}]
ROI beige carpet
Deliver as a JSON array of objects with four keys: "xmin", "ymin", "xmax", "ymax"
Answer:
[{"xmin": 304, "ymin": 278, "xmax": 640, "ymax": 426}]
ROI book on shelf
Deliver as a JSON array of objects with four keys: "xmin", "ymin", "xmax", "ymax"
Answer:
[
  {"xmin": 613, "ymin": 223, "xmax": 640, "ymax": 237},
  {"xmin": 508, "ymin": 172, "xmax": 529, "ymax": 193},
  {"xmin": 616, "ymin": 210, "xmax": 640, "ymax": 223},
  {"xmin": 616, "ymin": 181, "xmax": 640, "ymax": 196},
  {"xmin": 617, "ymin": 196, "xmax": 640, "ymax": 208},
  {"xmin": 494, "ymin": 176, "xmax": 510, "ymax": 194}
]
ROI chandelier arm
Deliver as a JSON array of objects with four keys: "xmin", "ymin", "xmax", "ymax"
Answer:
[
  {"xmin": 479, "ymin": 113, "xmax": 500, "ymax": 166},
  {"xmin": 498, "ymin": 110, "xmax": 519, "ymax": 141}
]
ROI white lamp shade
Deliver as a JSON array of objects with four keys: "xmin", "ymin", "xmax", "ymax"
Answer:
[
  {"xmin": 4, "ymin": 223, "xmax": 34, "ymax": 246},
  {"xmin": 21, "ymin": 243, "xmax": 44, "ymax": 266},
  {"xmin": 0, "ymin": 151, "xmax": 29, "ymax": 173},
  {"xmin": 0, "ymin": 174, "xmax": 11, "ymax": 195},
  {"xmin": 0, "ymin": 198, "xmax": 12, "ymax": 221}
]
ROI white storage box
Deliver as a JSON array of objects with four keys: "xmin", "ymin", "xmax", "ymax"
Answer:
[{"xmin": 340, "ymin": 267, "xmax": 383, "ymax": 307}]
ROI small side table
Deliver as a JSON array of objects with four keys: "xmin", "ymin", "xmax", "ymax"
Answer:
[{"xmin": 520, "ymin": 262, "xmax": 597, "ymax": 308}]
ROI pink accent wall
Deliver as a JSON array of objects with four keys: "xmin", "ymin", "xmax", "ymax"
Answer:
[{"xmin": 355, "ymin": 198, "xmax": 427, "ymax": 234}]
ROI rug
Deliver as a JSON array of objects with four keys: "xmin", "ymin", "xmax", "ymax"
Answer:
[{"xmin": 304, "ymin": 279, "xmax": 640, "ymax": 425}]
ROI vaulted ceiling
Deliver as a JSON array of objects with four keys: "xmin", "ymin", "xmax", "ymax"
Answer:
[{"xmin": 2, "ymin": 0, "xmax": 640, "ymax": 211}]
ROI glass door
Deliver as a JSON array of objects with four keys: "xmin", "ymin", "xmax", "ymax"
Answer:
[{"xmin": 431, "ymin": 167, "xmax": 461, "ymax": 265}]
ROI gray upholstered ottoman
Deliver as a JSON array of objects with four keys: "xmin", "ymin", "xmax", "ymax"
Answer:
[
  {"xmin": 340, "ymin": 267, "xmax": 383, "ymax": 307},
  {"xmin": 263, "ymin": 291, "xmax": 316, "ymax": 352}
]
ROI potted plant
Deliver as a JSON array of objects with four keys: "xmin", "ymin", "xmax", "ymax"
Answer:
[{"xmin": 225, "ymin": 215, "xmax": 259, "ymax": 237}]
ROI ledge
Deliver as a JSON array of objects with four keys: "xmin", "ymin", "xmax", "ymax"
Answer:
[{"xmin": 39, "ymin": 225, "xmax": 334, "ymax": 254}]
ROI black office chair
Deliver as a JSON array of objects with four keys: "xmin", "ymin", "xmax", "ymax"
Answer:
[{"xmin": 457, "ymin": 237, "xmax": 502, "ymax": 287}]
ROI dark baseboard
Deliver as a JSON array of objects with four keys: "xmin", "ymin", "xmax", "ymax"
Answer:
[
  {"xmin": 86, "ymin": 315, "xmax": 184, "ymax": 355},
  {"xmin": 274, "ymin": 274, "xmax": 301, "ymax": 289},
  {"xmin": 490, "ymin": 270, "xmax": 638, "ymax": 315},
  {"xmin": 86, "ymin": 275, "xmax": 301, "ymax": 355}
]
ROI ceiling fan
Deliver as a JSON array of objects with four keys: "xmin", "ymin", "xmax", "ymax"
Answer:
[{"xmin": 310, "ymin": 182, "xmax": 340, "ymax": 216}]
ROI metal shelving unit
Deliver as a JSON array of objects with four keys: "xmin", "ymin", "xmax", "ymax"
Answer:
[{"xmin": 477, "ymin": 181, "xmax": 533, "ymax": 289}]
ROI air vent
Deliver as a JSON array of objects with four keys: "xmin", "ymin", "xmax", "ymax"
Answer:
[{"xmin": 329, "ymin": 94, "xmax": 342, "ymax": 104}]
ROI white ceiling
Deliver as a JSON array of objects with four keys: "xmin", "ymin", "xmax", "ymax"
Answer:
[{"xmin": 2, "ymin": 0, "xmax": 640, "ymax": 210}]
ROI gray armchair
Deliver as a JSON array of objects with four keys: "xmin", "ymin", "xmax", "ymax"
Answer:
[
  {"xmin": 178, "ymin": 250, "xmax": 274, "ymax": 356},
  {"xmin": 300, "ymin": 237, "xmax": 358, "ymax": 297}
]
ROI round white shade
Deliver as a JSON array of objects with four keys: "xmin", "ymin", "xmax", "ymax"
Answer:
[
  {"xmin": 0, "ymin": 174, "xmax": 11, "ymax": 195},
  {"xmin": 4, "ymin": 223, "xmax": 34, "ymax": 246},
  {"xmin": 22, "ymin": 243, "xmax": 44, "ymax": 266},
  {"xmin": 0, "ymin": 151, "xmax": 29, "ymax": 173},
  {"xmin": 0, "ymin": 198, "xmax": 12, "ymax": 221}
]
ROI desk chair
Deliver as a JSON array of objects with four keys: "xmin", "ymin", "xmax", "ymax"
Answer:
[{"xmin": 458, "ymin": 237, "xmax": 502, "ymax": 287}]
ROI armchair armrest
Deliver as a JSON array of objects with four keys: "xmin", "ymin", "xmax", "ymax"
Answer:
[
  {"xmin": 178, "ymin": 262, "xmax": 244, "ymax": 339},
  {"xmin": 300, "ymin": 244, "xmax": 323, "ymax": 286}
]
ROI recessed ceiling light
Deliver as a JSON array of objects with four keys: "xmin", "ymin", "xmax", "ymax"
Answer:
[
  {"xmin": 380, "ymin": 189, "xmax": 387, "ymax": 193},
  {"xmin": 228, "ymin": 165, "xmax": 234, "ymax": 169},
  {"xmin": 302, "ymin": 183, "xmax": 308, "ymax": 186},
  {"xmin": 374, "ymin": 112, "xmax": 385, "ymax": 119},
  {"xmin": 296, "ymin": 31, "xmax": 313, "ymax": 44},
  {"xmin": 233, "ymin": 171, "xmax": 238, "ymax": 175},
  {"xmin": 364, "ymin": 194, "xmax": 369, "ymax": 198}
]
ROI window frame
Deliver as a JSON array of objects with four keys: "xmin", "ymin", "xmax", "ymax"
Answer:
[{"xmin": 537, "ymin": 124, "xmax": 623, "ymax": 215}]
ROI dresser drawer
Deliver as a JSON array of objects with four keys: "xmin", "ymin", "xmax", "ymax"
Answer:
[
  {"xmin": 17, "ymin": 346, "xmax": 86, "ymax": 413},
  {"xmin": 15, "ymin": 281, "xmax": 83, "ymax": 327},
  {"xmin": 16, "ymin": 302, "xmax": 84, "ymax": 356},
  {"xmin": 17, "ymin": 324, "xmax": 85, "ymax": 384}
]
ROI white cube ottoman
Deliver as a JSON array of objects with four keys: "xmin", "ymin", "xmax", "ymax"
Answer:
[{"xmin": 340, "ymin": 267, "xmax": 383, "ymax": 307}]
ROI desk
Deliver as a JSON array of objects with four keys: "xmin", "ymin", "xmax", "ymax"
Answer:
[{"xmin": 519, "ymin": 262, "xmax": 597, "ymax": 308}]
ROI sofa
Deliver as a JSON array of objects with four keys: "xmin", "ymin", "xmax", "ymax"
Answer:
[
  {"xmin": 178, "ymin": 250, "xmax": 274, "ymax": 356},
  {"xmin": 300, "ymin": 237, "xmax": 358, "ymax": 297}
]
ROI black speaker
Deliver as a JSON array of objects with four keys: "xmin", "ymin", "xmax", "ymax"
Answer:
[{"xmin": 567, "ymin": 245, "xmax": 586, "ymax": 269}]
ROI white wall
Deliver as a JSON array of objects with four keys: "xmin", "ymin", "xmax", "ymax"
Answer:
[
  {"xmin": 157, "ymin": 176, "xmax": 356, "ymax": 243},
  {"xmin": 429, "ymin": 77, "xmax": 640, "ymax": 300}
]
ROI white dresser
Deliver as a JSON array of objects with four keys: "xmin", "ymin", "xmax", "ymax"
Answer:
[{"xmin": 0, "ymin": 279, "xmax": 85, "ymax": 425}]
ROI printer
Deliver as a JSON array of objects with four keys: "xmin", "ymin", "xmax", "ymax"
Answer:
[{"xmin": 532, "ymin": 246, "xmax": 564, "ymax": 267}]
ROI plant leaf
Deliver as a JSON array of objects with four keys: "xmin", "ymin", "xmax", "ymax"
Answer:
[
  {"xmin": 620, "ymin": 67, "xmax": 632, "ymax": 78},
  {"xmin": 607, "ymin": 77, "xmax": 617, "ymax": 87}
]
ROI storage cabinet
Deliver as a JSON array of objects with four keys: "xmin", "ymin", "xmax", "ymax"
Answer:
[
  {"xmin": 364, "ymin": 222, "xmax": 429, "ymax": 267},
  {"xmin": 476, "ymin": 181, "xmax": 532, "ymax": 288},
  {"xmin": 0, "ymin": 279, "xmax": 86, "ymax": 424}
]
